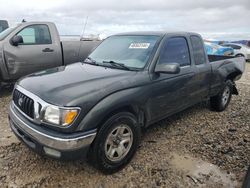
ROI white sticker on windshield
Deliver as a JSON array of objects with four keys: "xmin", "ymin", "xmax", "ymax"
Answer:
[{"xmin": 129, "ymin": 43, "xmax": 150, "ymax": 49}]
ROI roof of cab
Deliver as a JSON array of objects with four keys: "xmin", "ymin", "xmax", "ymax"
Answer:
[{"xmin": 113, "ymin": 31, "xmax": 200, "ymax": 37}]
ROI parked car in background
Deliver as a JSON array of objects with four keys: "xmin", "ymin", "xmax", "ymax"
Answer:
[
  {"xmin": 9, "ymin": 31, "xmax": 245, "ymax": 173},
  {"xmin": 0, "ymin": 20, "xmax": 9, "ymax": 33},
  {"xmin": 232, "ymin": 40, "xmax": 250, "ymax": 48},
  {"xmin": 205, "ymin": 42, "xmax": 234, "ymax": 56},
  {"xmin": 0, "ymin": 21, "xmax": 101, "ymax": 88},
  {"xmin": 221, "ymin": 43, "xmax": 250, "ymax": 61}
]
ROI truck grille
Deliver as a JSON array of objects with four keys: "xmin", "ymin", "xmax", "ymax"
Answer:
[{"xmin": 13, "ymin": 89, "xmax": 34, "ymax": 119}]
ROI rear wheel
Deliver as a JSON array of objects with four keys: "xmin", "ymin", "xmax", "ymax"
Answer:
[
  {"xmin": 88, "ymin": 112, "xmax": 141, "ymax": 174},
  {"xmin": 210, "ymin": 80, "xmax": 233, "ymax": 112}
]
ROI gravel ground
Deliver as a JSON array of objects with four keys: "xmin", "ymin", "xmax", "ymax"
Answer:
[{"xmin": 0, "ymin": 64, "xmax": 249, "ymax": 188}]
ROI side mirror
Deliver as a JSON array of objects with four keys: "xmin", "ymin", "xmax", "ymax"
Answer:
[
  {"xmin": 155, "ymin": 63, "xmax": 180, "ymax": 74},
  {"xmin": 11, "ymin": 35, "xmax": 23, "ymax": 46}
]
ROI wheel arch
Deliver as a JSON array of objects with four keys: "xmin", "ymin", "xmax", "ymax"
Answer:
[
  {"xmin": 226, "ymin": 71, "xmax": 242, "ymax": 82},
  {"xmin": 95, "ymin": 105, "xmax": 146, "ymax": 131},
  {"xmin": 235, "ymin": 53, "xmax": 245, "ymax": 58},
  {"xmin": 77, "ymin": 88, "xmax": 148, "ymax": 132}
]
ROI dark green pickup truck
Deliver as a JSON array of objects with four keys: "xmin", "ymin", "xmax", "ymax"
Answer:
[{"xmin": 9, "ymin": 31, "xmax": 245, "ymax": 173}]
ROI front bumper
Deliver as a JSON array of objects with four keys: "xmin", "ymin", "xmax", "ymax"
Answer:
[{"xmin": 9, "ymin": 103, "xmax": 97, "ymax": 160}]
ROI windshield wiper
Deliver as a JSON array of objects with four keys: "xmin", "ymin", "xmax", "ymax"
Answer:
[
  {"xmin": 102, "ymin": 60, "xmax": 131, "ymax": 70},
  {"xmin": 83, "ymin": 57, "xmax": 99, "ymax": 65}
]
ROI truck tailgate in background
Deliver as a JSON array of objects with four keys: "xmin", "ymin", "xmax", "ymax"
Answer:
[{"xmin": 61, "ymin": 41, "xmax": 101, "ymax": 65}]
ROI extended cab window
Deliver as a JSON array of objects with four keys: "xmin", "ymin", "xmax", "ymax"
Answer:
[
  {"xmin": 17, "ymin": 25, "xmax": 52, "ymax": 45},
  {"xmin": 190, "ymin": 36, "xmax": 206, "ymax": 65},
  {"xmin": 158, "ymin": 37, "xmax": 190, "ymax": 67}
]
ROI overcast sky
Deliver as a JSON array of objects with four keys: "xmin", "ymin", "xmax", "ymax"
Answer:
[{"xmin": 1, "ymin": 0, "xmax": 250, "ymax": 40}]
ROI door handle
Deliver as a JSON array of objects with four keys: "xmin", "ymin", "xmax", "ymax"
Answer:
[{"xmin": 42, "ymin": 48, "xmax": 54, "ymax": 52}]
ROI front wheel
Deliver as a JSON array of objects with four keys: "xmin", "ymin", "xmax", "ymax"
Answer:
[
  {"xmin": 210, "ymin": 80, "xmax": 233, "ymax": 112},
  {"xmin": 88, "ymin": 112, "xmax": 141, "ymax": 174}
]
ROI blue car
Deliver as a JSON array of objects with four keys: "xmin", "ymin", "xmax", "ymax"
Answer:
[{"xmin": 205, "ymin": 42, "xmax": 234, "ymax": 56}]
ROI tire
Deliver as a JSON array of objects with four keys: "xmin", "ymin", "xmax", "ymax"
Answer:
[
  {"xmin": 210, "ymin": 80, "xmax": 233, "ymax": 112},
  {"xmin": 88, "ymin": 112, "xmax": 141, "ymax": 174}
]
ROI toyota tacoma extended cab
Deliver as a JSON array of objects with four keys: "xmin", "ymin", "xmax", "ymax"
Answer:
[
  {"xmin": 9, "ymin": 31, "xmax": 245, "ymax": 173},
  {"xmin": 0, "ymin": 21, "xmax": 100, "ymax": 88}
]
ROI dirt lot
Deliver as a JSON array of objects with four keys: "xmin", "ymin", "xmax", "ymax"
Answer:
[{"xmin": 0, "ymin": 64, "xmax": 249, "ymax": 188}]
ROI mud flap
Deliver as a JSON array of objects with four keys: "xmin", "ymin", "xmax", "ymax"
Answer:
[
  {"xmin": 242, "ymin": 166, "xmax": 250, "ymax": 188},
  {"xmin": 0, "ymin": 82, "xmax": 2, "ymax": 94},
  {"xmin": 232, "ymin": 84, "xmax": 238, "ymax": 95}
]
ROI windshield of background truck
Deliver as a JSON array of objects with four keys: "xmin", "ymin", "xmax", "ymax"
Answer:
[
  {"xmin": 88, "ymin": 35, "xmax": 160, "ymax": 69},
  {"xmin": 0, "ymin": 27, "xmax": 15, "ymax": 41}
]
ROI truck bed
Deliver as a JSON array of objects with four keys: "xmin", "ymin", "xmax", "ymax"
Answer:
[
  {"xmin": 208, "ymin": 55, "xmax": 246, "ymax": 97},
  {"xmin": 61, "ymin": 40, "xmax": 101, "ymax": 65},
  {"xmin": 208, "ymin": 55, "xmax": 246, "ymax": 77}
]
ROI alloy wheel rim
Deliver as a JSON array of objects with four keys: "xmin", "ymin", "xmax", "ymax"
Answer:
[
  {"xmin": 222, "ymin": 86, "xmax": 230, "ymax": 106},
  {"xmin": 104, "ymin": 124, "xmax": 133, "ymax": 162}
]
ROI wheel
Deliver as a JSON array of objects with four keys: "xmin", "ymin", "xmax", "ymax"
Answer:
[
  {"xmin": 88, "ymin": 112, "xmax": 141, "ymax": 174},
  {"xmin": 210, "ymin": 80, "xmax": 233, "ymax": 112}
]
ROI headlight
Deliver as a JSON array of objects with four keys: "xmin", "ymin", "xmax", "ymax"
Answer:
[{"xmin": 43, "ymin": 106, "xmax": 80, "ymax": 126}]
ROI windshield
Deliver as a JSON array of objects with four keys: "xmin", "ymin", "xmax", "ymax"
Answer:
[
  {"xmin": 88, "ymin": 35, "xmax": 160, "ymax": 69},
  {"xmin": 0, "ymin": 27, "xmax": 16, "ymax": 41}
]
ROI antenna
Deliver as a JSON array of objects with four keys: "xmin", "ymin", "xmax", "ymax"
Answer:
[
  {"xmin": 78, "ymin": 15, "xmax": 89, "ymax": 61},
  {"xmin": 81, "ymin": 16, "xmax": 89, "ymax": 38}
]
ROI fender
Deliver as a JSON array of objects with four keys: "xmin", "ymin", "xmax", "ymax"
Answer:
[
  {"xmin": 210, "ymin": 59, "xmax": 243, "ymax": 97},
  {"xmin": 0, "ymin": 42, "xmax": 11, "ymax": 81},
  {"xmin": 76, "ymin": 87, "xmax": 150, "ymax": 132}
]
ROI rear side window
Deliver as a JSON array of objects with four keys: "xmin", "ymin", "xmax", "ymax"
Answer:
[
  {"xmin": 17, "ymin": 25, "xmax": 52, "ymax": 45},
  {"xmin": 158, "ymin": 37, "xmax": 191, "ymax": 67},
  {"xmin": 190, "ymin": 36, "xmax": 206, "ymax": 65}
]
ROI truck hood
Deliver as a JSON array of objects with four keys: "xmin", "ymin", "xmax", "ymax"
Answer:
[{"xmin": 17, "ymin": 63, "xmax": 142, "ymax": 106}]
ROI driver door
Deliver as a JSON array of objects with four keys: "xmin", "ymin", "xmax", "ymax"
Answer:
[
  {"xmin": 3, "ymin": 24, "xmax": 62, "ymax": 80},
  {"xmin": 149, "ymin": 36, "xmax": 196, "ymax": 121}
]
